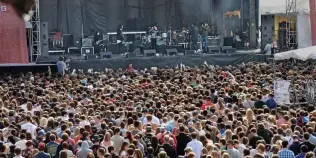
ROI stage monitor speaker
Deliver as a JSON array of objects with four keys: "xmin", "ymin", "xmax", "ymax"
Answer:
[
  {"xmin": 184, "ymin": 50, "xmax": 195, "ymax": 56},
  {"xmin": 127, "ymin": 48, "xmax": 140, "ymax": 58},
  {"xmin": 144, "ymin": 49, "xmax": 156, "ymax": 57},
  {"xmin": 165, "ymin": 48, "xmax": 178, "ymax": 56},
  {"xmin": 223, "ymin": 37, "xmax": 233, "ymax": 47},
  {"xmin": 74, "ymin": 36, "xmax": 82, "ymax": 47},
  {"xmin": 40, "ymin": 22, "xmax": 49, "ymax": 56},
  {"xmin": 85, "ymin": 54, "xmax": 97, "ymax": 60},
  {"xmin": 100, "ymin": 51, "xmax": 112, "ymax": 59}
]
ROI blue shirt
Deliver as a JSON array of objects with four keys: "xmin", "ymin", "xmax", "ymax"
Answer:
[
  {"xmin": 56, "ymin": 61, "xmax": 66, "ymax": 74},
  {"xmin": 295, "ymin": 153, "xmax": 306, "ymax": 158},
  {"xmin": 34, "ymin": 151, "xmax": 51, "ymax": 158},
  {"xmin": 265, "ymin": 98, "xmax": 277, "ymax": 109},
  {"xmin": 278, "ymin": 149, "xmax": 295, "ymax": 158}
]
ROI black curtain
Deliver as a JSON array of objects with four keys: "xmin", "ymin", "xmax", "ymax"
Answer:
[{"xmin": 40, "ymin": 0, "xmax": 108, "ymax": 36}]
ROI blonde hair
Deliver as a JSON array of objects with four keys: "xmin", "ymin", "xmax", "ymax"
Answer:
[
  {"xmin": 246, "ymin": 109, "xmax": 254, "ymax": 124},
  {"xmin": 73, "ymin": 127, "xmax": 80, "ymax": 137},
  {"xmin": 158, "ymin": 151, "xmax": 167, "ymax": 158},
  {"xmin": 305, "ymin": 152, "xmax": 315, "ymax": 158},
  {"xmin": 103, "ymin": 132, "xmax": 111, "ymax": 142},
  {"xmin": 135, "ymin": 149, "xmax": 143, "ymax": 158},
  {"xmin": 87, "ymin": 152, "xmax": 95, "ymax": 158},
  {"xmin": 225, "ymin": 130, "xmax": 233, "ymax": 142},
  {"xmin": 39, "ymin": 118, "xmax": 48, "ymax": 127},
  {"xmin": 187, "ymin": 152, "xmax": 196, "ymax": 158},
  {"xmin": 222, "ymin": 153, "xmax": 230, "ymax": 158}
]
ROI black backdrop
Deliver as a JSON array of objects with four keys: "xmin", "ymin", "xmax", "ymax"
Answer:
[
  {"xmin": 40, "ymin": 0, "xmax": 108, "ymax": 36},
  {"xmin": 39, "ymin": 0, "xmax": 258, "ymax": 37}
]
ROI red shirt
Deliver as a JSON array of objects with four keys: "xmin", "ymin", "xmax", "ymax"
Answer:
[
  {"xmin": 201, "ymin": 101, "xmax": 214, "ymax": 110},
  {"xmin": 126, "ymin": 66, "xmax": 134, "ymax": 72}
]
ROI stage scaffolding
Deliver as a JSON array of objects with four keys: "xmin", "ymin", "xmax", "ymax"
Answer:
[
  {"xmin": 28, "ymin": 0, "xmax": 41, "ymax": 63},
  {"xmin": 286, "ymin": 0, "xmax": 297, "ymax": 50}
]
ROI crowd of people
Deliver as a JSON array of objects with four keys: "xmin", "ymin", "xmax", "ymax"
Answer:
[{"xmin": 0, "ymin": 60, "xmax": 314, "ymax": 158}]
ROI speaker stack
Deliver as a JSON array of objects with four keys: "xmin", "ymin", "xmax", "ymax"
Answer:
[
  {"xmin": 144, "ymin": 49, "xmax": 156, "ymax": 57},
  {"xmin": 40, "ymin": 22, "xmax": 49, "ymax": 56}
]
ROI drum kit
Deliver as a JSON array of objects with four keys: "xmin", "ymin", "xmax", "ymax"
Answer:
[
  {"xmin": 172, "ymin": 27, "xmax": 190, "ymax": 44},
  {"xmin": 141, "ymin": 27, "xmax": 190, "ymax": 47}
]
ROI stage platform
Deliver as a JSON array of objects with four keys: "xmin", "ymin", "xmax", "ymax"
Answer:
[{"xmin": 69, "ymin": 50, "xmax": 267, "ymax": 71}]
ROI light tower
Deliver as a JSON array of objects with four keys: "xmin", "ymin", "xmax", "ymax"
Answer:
[{"xmin": 28, "ymin": 0, "xmax": 41, "ymax": 63}]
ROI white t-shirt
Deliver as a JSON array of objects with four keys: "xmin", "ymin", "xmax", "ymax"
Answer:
[
  {"xmin": 186, "ymin": 139, "xmax": 203, "ymax": 158},
  {"xmin": 21, "ymin": 122, "xmax": 37, "ymax": 137},
  {"xmin": 15, "ymin": 139, "xmax": 27, "ymax": 150},
  {"xmin": 142, "ymin": 115, "xmax": 161, "ymax": 125}
]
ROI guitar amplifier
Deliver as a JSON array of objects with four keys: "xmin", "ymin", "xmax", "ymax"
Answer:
[{"xmin": 82, "ymin": 38, "xmax": 93, "ymax": 47}]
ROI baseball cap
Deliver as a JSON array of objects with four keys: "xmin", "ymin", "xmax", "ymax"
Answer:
[
  {"xmin": 38, "ymin": 142, "xmax": 45, "ymax": 149},
  {"xmin": 37, "ymin": 130, "xmax": 45, "ymax": 136}
]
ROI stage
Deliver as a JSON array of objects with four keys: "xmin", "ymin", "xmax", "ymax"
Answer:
[
  {"xmin": 69, "ymin": 49, "xmax": 265, "ymax": 71},
  {"xmin": 0, "ymin": 49, "xmax": 269, "ymax": 75}
]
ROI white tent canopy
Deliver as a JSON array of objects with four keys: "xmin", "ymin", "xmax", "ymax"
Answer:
[{"xmin": 274, "ymin": 46, "xmax": 316, "ymax": 61}]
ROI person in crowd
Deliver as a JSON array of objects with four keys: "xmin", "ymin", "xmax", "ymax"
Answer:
[
  {"xmin": 159, "ymin": 135, "xmax": 177, "ymax": 158},
  {"xmin": 111, "ymin": 127, "xmax": 125, "ymax": 153},
  {"xmin": 186, "ymin": 132, "xmax": 203, "ymax": 158},
  {"xmin": 278, "ymin": 141, "xmax": 295, "ymax": 158},
  {"xmin": 227, "ymin": 140, "xmax": 240, "ymax": 158},
  {"xmin": 76, "ymin": 141, "xmax": 92, "ymax": 158},
  {"xmin": 176, "ymin": 125, "xmax": 191, "ymax": 156},
  {"xmin": 34, "ymin": 143, "xmax": 50, "ymax": 158},
  {"xmin": 295, "ymin": 145, "xmax": 308, "ymax": 158},
  {"xmin": 56, "ymin": 56, "xmax": 68, "ymax": 76},
  {"xmin": 265, "ymin": 94, "xmax": 277, "ymax": 109},
  {"xmin": 13, "ymin": 147, "xmax": 23, "ymax": 158}
]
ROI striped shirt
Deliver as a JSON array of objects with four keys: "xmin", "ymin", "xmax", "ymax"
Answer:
[{"xmin": 278, "ymin": 149, "xmax": 295, "ymax": 158}]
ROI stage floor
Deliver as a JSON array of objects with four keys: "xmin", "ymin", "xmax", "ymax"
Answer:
[{"xmin": 69, "ymin": 49, "xmax": 266, "ymax": 71}]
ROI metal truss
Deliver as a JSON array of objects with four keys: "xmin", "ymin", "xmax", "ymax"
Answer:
[
  {"xmin": 28, "ymin": 0, "xmax": 41, "ymax": 63},
  {"xmin": 285, "ymin": 0, "xmax": 297, "ymax": 50}
]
